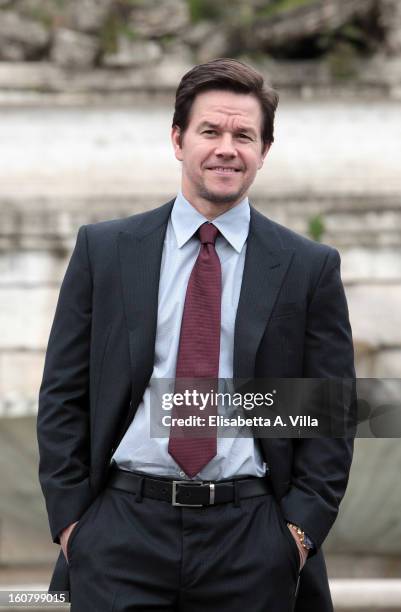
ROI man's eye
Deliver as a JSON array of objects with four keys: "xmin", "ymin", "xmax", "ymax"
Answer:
[
  {"xmin": 238, "ymin": 133, "xmax": 252, "ymax": 140},
  {"xmin": 203, "ymin": 130, "xmax": 217, "ymax": 135}
]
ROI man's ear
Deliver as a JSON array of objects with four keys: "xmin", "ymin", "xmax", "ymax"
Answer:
[
  {"xmin": 258, "ymin": 142, "xmax": 271, "ymax": 169},
  {"xmin": 171, "ymin": 125, "xmax": 183, "ymax": 162}
]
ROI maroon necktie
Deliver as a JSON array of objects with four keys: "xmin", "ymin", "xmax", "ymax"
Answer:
[{"xmin": 168, "ymin": 222, "xmax": 221, "ymax": 477}]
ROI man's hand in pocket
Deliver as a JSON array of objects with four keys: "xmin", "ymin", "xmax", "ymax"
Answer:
[
  {"xmin": 287, "ymin": 525, "xmax": 309, "ymax": 571},
  {"xmin": 60, "ymin": 522, "xmax": 78, "ymax": 563}
]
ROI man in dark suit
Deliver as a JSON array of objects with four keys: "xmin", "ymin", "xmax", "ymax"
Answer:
[{"xmin": 38, "ymin": 58, "xmax": 355, "ymax": 611}]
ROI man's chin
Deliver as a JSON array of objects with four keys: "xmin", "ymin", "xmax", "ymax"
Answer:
[{"xmin": 198, "ymin": 187, "xmax": 245, "ymax": 206}]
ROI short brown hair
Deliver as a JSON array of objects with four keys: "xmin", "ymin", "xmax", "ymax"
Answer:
[{"xmin": 172, "ymin": 58, "xmax": 279, "ymax": 148}]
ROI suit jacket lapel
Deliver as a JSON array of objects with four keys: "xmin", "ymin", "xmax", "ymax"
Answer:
[
  {"xmin": 118, "ymin": 200, "xmax": 174, "ymax": 407},
  {"xmin": 234, "ymin": 207, "xmax": 294, "ymax": 379}
]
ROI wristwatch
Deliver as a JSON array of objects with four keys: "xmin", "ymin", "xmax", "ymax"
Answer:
[{"xmin": 287, "ymin": 523, "xmax": 314, "ymax": 551}]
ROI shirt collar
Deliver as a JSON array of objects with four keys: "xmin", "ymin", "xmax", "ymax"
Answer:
[{"xmin": 171, "ymin": 191, "xmax": 250, "ymax": 253}]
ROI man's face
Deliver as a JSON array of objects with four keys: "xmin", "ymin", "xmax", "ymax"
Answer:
[{"xmin": 171, "ymin": 89, "xmax": 270, "ymax": 213}]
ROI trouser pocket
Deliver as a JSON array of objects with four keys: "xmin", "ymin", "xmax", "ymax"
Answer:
[{"xmin": 66, "ymin": 494, "xmax": 102, "ymax": 564}]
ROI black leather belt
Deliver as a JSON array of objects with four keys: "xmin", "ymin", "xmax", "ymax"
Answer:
[{"xmin": 108, "ymin": 467, "xmax": 273, "ymax": 507}]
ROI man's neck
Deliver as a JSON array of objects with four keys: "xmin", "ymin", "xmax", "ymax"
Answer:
[{"xmin": 181, "ymin": 190, "xmax": 245, "ymax": 220}]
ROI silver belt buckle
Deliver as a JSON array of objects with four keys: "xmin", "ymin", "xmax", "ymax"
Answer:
[{"xmin": 172, "ymin": 480, "xmax": 215, "ymax": 507}]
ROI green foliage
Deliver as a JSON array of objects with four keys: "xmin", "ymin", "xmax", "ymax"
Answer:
[
  {"xmin": 236, "ymin": 3, "xmax": 255, "ymax": 27},
  {"xmin": 317, "ymin": 22, "xmax": 370, "ymax": 55},
  {"xmin": 18, "ymin": 1, "xmax": 67, "ymax": 29},
  {"xmin": 340, "ymin": 24, "xmax": 367, "ymax": 47},
  {"xmin": 257, "ymin": 0, "xmax": 317, "ymax": 19},
  {"xmin": 187, "ymin": 0, "xmax": 225, "ymax": 23},
  {"xmin": 133, "ymin": 0, "xmax": 146, "ymax": 4},
  {"xmin": 99, "ymin": 13, "xmax": 120, "ymax": 54},
  {"xmin": 121, "ymin": 25, "xmax": 138, "ymax": 41},
  {"xmin": 159, "ymin": 34, "xmax": 177, "ymax": 45},
  {"xmin": 99, "ymin": 12, "xmax": 138, "ymax": 54},
  {"xmin": 239, "ymin": 50, "xmax": 270, "ymax": 63},
  {"xmin": 23, "ymin": 6, "xmax": 53, "ymax": 28},
  {"xmin": 113, "ymin": 0, "xmax": 147, "ymax": 6},
  {"xmin": 308, "ymin": 214, "xmax": 325, "ymax": 242},
  {"xmin": 328, "ymin": 41, "xmax": 358, "ymax": 80},
  {"xmin": 50, "ymin": 0, "xmax": 67, "ymax": 8}
]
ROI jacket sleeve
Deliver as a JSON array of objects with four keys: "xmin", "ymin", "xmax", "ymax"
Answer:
[
  {"xmin": 37, "ymin": 225, "xmax": 94, "ymax": 543},
  {"xmin": 280, "ymin": 247, "xmax": 356, "ymax": 552}
]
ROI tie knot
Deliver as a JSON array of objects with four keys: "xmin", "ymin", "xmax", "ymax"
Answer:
[{"xmin": 198, "ymin": 222, "xmax": 219, "ymax": 246}]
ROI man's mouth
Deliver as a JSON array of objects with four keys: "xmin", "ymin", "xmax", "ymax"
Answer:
[{"xmin": 206, "ymin": 166, "xmax": 241, "ymax": 174}]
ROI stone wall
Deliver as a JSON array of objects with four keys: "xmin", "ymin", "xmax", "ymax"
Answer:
[{"xmin": 0, "ymin": 0, "xmax": 401, "ymax": 97}]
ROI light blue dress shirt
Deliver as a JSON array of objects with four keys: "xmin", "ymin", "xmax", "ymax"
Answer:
[{"xmin": 112, "ymin": 192, "xmax": 267, "ymax": 480}]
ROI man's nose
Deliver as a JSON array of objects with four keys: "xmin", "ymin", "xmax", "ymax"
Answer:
[{"xmin": 214, "ymin": 133, "xmax": 237, "ymax": 157}]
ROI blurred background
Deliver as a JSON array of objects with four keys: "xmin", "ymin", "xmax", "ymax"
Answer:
[{"xmin": 0, "ymin": 0, "xmax": 401, "ymax": 610}]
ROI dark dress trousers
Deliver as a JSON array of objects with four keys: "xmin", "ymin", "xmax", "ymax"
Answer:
[{"xmin": 37, "ymin": 200, "xmax": 355, "ymax": 610}]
